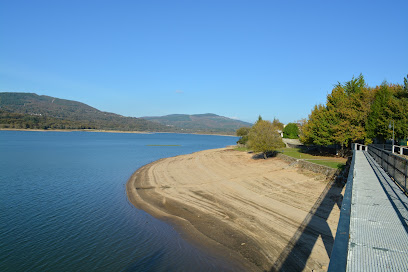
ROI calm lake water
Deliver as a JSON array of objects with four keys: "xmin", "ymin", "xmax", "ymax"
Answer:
[{"xmin": 0, "ymin": 131, "xmax": 240, "ymax": 272}]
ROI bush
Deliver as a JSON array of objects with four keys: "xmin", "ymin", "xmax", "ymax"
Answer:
[
  {"xmin": 247, "ymin": 120, "xmax": 285, "ymax": 158},
  {"xmin": 283, "ymin": 123, "xmax": 299, "ymax": 139},
  {"xmin": 236, "ymin": 126, "xmax": 251, "ymax": 145}
]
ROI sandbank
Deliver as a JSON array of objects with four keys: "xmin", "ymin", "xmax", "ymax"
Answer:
[{"xmin": 126, "ymin": 147, "xmax": 344, "ymax": 271}]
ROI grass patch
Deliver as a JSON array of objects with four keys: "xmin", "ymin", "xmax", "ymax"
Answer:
[
  {"xmin": 234, "ymin": 145, "xmax": 251, "ymax": 152},
  {"xmin": 278, "ymin": 148, "xmax": 346, "ymax": 170},
  {"xmin": 278, "ymin": 148, "xmax": 323, "ymax": 160},
  {"xmin": 234, "ymin": 146, "xmax": 346, "ymax": 170},
  {"xmin": 146, "ymin": 145, "xmax": 181, "ymax": 147},
  {"xmin": 306, "ymin": 160, "xmax": 345, "ymax": 169}
]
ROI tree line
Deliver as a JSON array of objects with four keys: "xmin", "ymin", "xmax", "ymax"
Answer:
[
  {"xmin": 0, "ymin": 110, "xmax": 171, "ymax": 131},
  {"xmin": 0, "ymin": 111, "xmax": 97, "ymax": 130},
  {"xmin": 235, "ymin": 74, "xmax": 407, "ymax": 158},
  {"xmin": 300, "ymin": 74, "xmax": 408, "ymax": 153}
]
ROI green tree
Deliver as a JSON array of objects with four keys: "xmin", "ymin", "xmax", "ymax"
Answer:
[
  {"xmin": 283, "ymin": 123, "xmax": 299, "ymax": 139},
  {"xmin": 367, "ymin": 83, "xmax": 408, "ymax": 142},
  {"xmin": 340, "ymin": 73, "xmax": 366, "ymax": 95},
  {"xmin": 301, "ymin": 104, "xmax": 336, "ymax": 146},
  {"xmin": 301, "ymin": 75, "xmax": 373, "ymax": 152},
  {"xmin": 366, "ymin": 84, "xmax": 393, "ymax": 142},
  {"xmin": 236, "ymin": 126, "xmax": 251, "ymax": 145},
  {"xmin": 272, "ymin": 118, "xmax": 284, "ymax": 131},
  {"xmin": 327, "ymin": 79, "xmax": 372, "ymax": 147},
  {"xmin": 247, "ymin": 120, "xmax": 284, "ymax": 159}
]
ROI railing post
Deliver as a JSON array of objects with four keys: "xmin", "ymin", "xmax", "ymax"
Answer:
[
  {"xmin": 388, "ymin": 153, "xmax": 390, "ymax": 172},
  {"xmin": 381, "ymin": 151, "xmax": 384, "ymax": 169},
  {"xmin": 381, "ymin": 151, "xmax": 388, "ymax": 170},
  {"xmin": 400, "ymin": 146, "xmax": 403, "ymax": 155},
  {"xmin": 405, "ymin": 160, "xmax": 407, "ymax": 192}
]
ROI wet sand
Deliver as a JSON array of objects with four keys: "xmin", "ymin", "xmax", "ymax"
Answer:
[{"xmin": 126, "ymin": 147, "xmax": 344, "ymax": 271}]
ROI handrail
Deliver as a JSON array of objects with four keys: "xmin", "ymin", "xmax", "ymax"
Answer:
[
  {"xmin": 370, "ymin": 143, "xmax": 408, "ymax": 155},
  {"xmin": 393, "ymin": 144, "xmax": 408, "ymax": 155},
  {"xmin": 351, "ymin": 143, "xmax": 367, "ymax": 151},
  {"xmin": 367, "ymin": 144, "xmax": 408, "ymax": 194}
]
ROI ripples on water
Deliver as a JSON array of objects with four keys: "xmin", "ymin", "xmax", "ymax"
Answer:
[{"xmin": 0, "ymin": 131, "xmax": 241, "ymax": 272}]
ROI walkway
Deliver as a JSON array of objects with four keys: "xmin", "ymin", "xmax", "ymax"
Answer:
[{"xmin": 347, "ymin": 151, "xmax": 408, "ymax": 271}]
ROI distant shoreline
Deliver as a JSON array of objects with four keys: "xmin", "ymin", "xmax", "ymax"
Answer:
[
  {"xmin": 0, "ymin": 128, "xmax": 236, "ymax": 137},
  {"xmin": 0, "ymin": 128, "xmax": 153, "ymax": 134}
]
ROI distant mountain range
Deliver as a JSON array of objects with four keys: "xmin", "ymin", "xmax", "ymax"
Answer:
[
  {"xmin": 0, "ymin": 92, "xmax": 251, "ymax": 134},
  {"xmin": 143, "ymin": 114, "xmax": 252, "ymax": 133},
  {"xmin": 0, "ymin": 92, "xmax": 169, "ymax": 131}
]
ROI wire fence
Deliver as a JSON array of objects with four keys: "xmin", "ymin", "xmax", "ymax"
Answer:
[{"xmin": 367, "ymin": 144, "xmax": 408, "ymax": 194}]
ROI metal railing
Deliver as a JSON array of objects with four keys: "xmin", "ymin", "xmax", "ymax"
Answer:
[
  {"xmin": 370, "ymin": 143, "xmax": 408, "ymax": 155},
  {"xmin": 352, "ymin": 143, "xmax": 367, "ymax": 151},
  {"xmin": 367, "ymin": 144, "xmax": 408, "ymax": 194},
  {"xmin": 393, "ymin": 145, "xmax": 408, "ymax": 156}
]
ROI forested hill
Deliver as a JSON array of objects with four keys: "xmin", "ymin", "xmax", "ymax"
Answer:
[
  {"xmin": 0, "ymin": 92, "xmax": 172, "ymax": 131},
  {"xmin": 0, "ymin": 93, "xmax": 250, "ymax": 134},
  {"xmin": 143, "ymin": 114, "xmax": 252, "ymax": 134}
]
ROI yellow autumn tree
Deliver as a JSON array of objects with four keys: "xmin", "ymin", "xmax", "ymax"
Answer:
[{"xmin": 247, "ymin": 119, "xmax": 285, "ymax": 159}]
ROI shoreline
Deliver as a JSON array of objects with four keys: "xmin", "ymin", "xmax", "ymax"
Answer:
[
  {"xmin": 126, "ymin": 156, "xmax": 261, "ymax": 271},
  {"xmin": 0, "ymin": 128, "xmax": 236, "ymax": 137},
  {"xmin": 126, "ymin": 147, "xmax": 344, "ymax": 271},
  {"xmin": 0, "ymin": 128, "xmax": 152, "ymax": 134}
]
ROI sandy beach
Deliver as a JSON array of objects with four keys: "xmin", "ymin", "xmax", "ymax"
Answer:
[{"xmin": 126, "ymin": 147, "xmax": 345, "ymax": 271}]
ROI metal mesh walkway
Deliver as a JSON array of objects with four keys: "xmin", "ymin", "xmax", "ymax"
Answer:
[{"xmin": 347, "ymin": 151, "xmax": 408, "ymax": 271}]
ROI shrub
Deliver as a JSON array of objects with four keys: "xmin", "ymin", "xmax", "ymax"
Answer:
[
  {"xmin": 247, "ymin": 120, "xmax": 285, "ymax": 158},
  {"xmin": 283, "ymin": 123, "xmax": 299, "ymax": 139}
]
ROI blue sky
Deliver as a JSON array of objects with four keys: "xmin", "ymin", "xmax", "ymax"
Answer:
[{"xmin": 1, "ymin": 0, "xmax": 407, "ymax": 124}]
